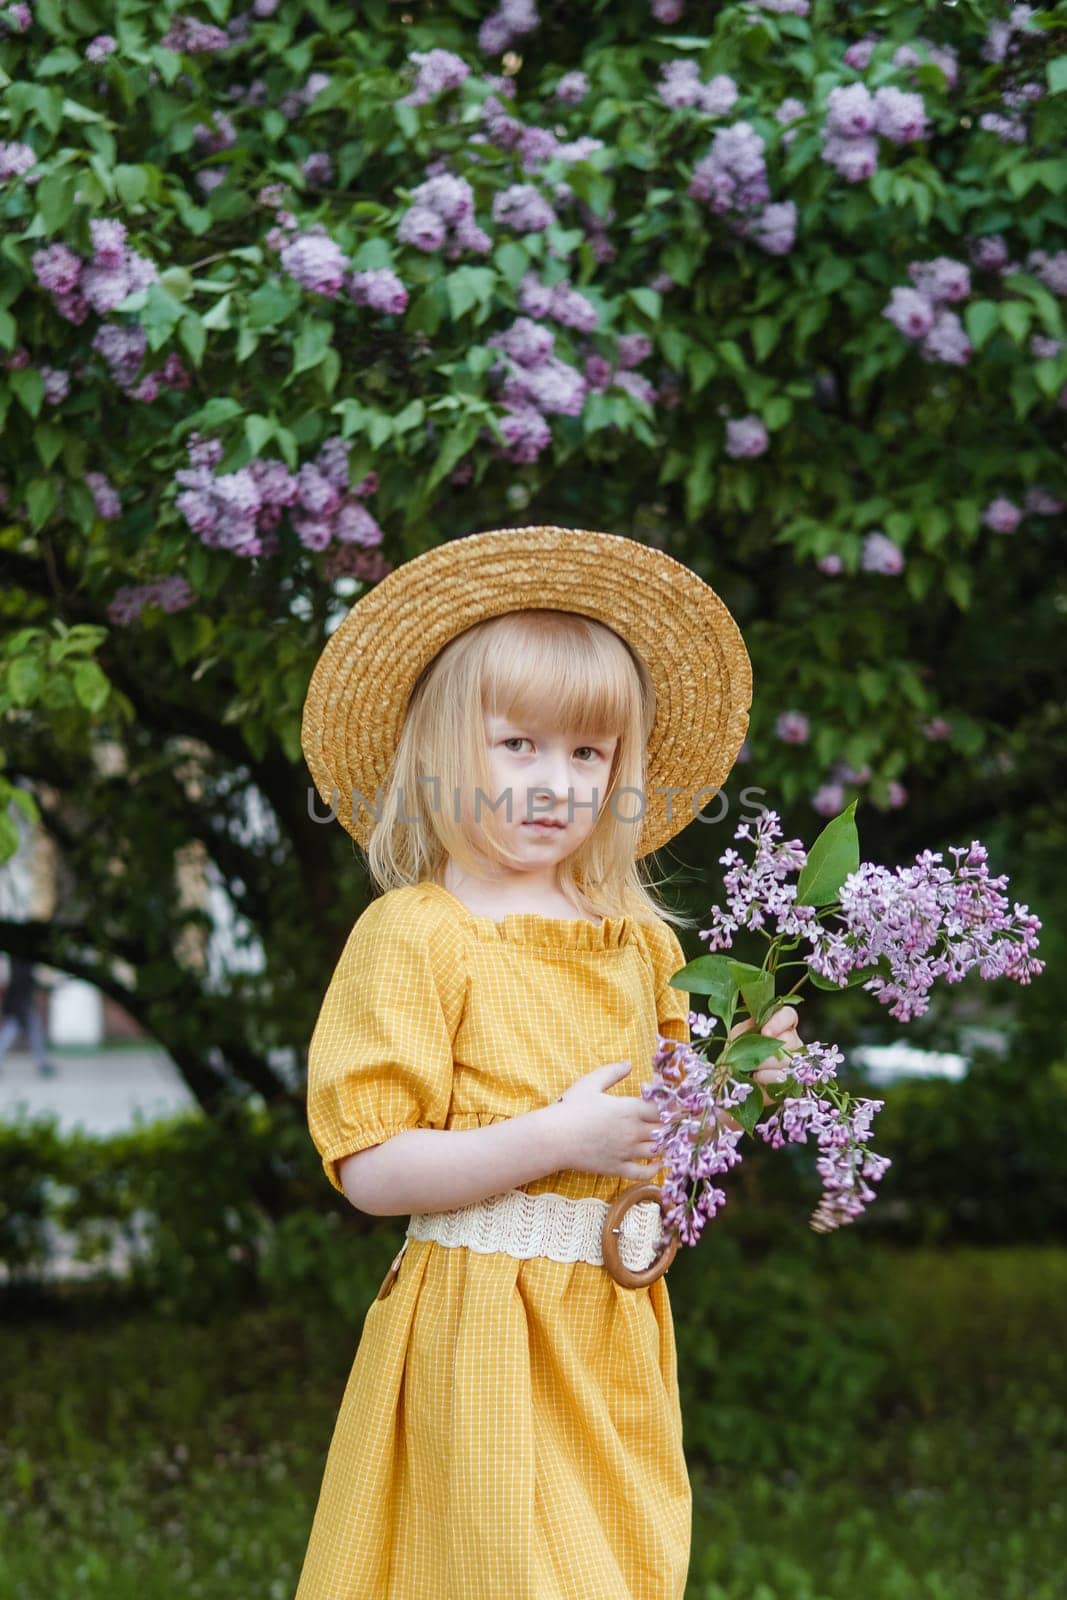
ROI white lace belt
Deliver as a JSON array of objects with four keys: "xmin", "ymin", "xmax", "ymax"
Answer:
[{"xmin": 402, "ymin": 1186, "xmax": 667, "ymax": 1273}]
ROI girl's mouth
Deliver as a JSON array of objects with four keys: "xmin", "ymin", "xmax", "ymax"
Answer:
[{"xmin": 523, "ymin": 820, "xmax": 566, "ymax": 831}]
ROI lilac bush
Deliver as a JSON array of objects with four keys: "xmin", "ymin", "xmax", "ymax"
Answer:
[
  {"xmin": 644, "ymin": 802, "xmax": 1044, "ymax": 1239},
  {"xmin": 0, "ymin": 3, "xmax": 1063, "ymax": 1098}
]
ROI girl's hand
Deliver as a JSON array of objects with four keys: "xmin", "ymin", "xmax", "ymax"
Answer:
[
  {"xmin": 720, "ymin": 1004, "xmax": 803, "ymax": 1128},
  {"xmin": 552, "ymin": 1059, "xmax": 663, "ymax": 1181}
]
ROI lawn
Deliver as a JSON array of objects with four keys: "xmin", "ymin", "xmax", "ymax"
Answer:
[{"xmin": 1, "ymin": 1244, "xmax": 1063, "ymax": 1600}]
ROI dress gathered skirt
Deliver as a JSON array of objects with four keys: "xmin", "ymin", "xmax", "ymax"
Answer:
[{"xmin": 295, "ymin": 880, "xmax": 693, "ymax": 1600}]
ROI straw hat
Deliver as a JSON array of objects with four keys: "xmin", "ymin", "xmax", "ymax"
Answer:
[{"xmin": 301, "ymin": 525, "xmax": 752, "ymax": 858}]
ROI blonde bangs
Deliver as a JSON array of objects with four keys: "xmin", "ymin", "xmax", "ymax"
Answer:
[{"xmin": 480, "ymin": 611, "xmax": 648, "ymax": 744}]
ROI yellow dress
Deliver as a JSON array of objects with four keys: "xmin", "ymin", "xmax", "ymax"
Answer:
[{"xmin": 295, "ymin": 879, "xmax": 692, "ymax": 1600}]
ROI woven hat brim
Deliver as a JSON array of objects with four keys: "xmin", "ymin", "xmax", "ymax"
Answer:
[{"xmin": 301, "ymin": 525, "xmax": 752, "ymax": 858}]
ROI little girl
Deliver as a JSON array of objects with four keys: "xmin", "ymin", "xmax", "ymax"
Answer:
[{"xmin": 295, "ymin": 525, "xmax": 795, "ymax": 1600}]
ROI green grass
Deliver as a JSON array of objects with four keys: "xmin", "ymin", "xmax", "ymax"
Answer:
[{"xmin": 1, "ymin": 1246, "xmax": 1063, "ymax": 1600}]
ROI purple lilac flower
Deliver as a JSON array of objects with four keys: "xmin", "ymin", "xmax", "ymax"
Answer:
[
  {"xmin": 775, "ymin": 710, "xmax": 810, "ymax": 746},
  {"xmin": 921, "ymin": 309, "xmax": 971, "ymax": 365},
  {"xmin": 861, "ymin": 531, "xmax": 904, "ymax": 575},
  {"xmin": 700, "ymin": 808, "xmax": 816, "ymax": 951},
  {"xmin": 173, "ymin": 433, "xmax": 380, "ymax": 558},
  {"xmin": 346, "ymin": 268, "xmax": 409, "ymax": 315},
  {"xmin": 0, "ymin": 141, "xmax": 39, "ymax": 183},
  {"xmin": 872, "ymin": 86, "xmax": 928, "ymax": 143},
  {"xmin": 160, "ymin": 13, "xmax": 230, "ymax": 52},
  {"xmin": 108, "ymin": 576, "xmax": 195, "ymax": 626},
  {"xmin": 399, "ymin": 48, "xmax": 471, "ymax": 106},
  {"xmin": 1024, "ymin": 486, "xmax": 1064, "ymax": 515},
  {"xmin": 821, "ymin": 133, "xmax": 878, "ymax": 182},
  {"xmin": 279, "ymin": 230, "xmax": 347, "ymax": 296},
  {"xmin": 690, "ymin": 122, "xmax": 769, "ymax": 214},
  {"xmin": 725, "ymin": 415, "xmax": 768, "ymax": 458},
  {"xmin": 85, "ymin": 32, "xmax": 115, "ymax": 61},
  {"xmin": 893, "ymin": 37, "xmax": 959, "ymax": 90},
  {"xmin": 818, "ymin": 553, "xmax": 844, "ymax": 576},
  {"xmin": 85, "ymin": 470, "xmax": 122, "ymax": 520},
  {"xmin": 805, "ymin": 841, "xmax": 1044, "ymax": 1020},
  {"xmin": 492, "ymin": 183, "xmax": 558, "ymax": 233},
  {"xmin": 478, "ymin": 0, "xmax": 540, "ymax": 55},
  {"xmin": 555, "ymin": 70, "xmax": 588, "ymax": 105},
  {"xmin": 844, "ymin": 35, "xmax": 879, "ymax": 71},
  {"xmin": 982, "ymin": 497, "xmax": 1023, "ymax": 533},
  {"xmin": 657, "ymin": 61, "xmax": 739, "ymax": 117},
  {"xmin": 0, "ymin": 2, "xmax": 32, "ymax": 34},
  {"xmin": 813, "ymin": 782, "xmax": 846, "ymax": 817},
  {"xmin": 1029, "ymin": 250, "xmax": 1067, "ymax": 296},
  {"xmin": 909, "ymin": 257, "xmax": 970, "ymax": 303},
  {"xmin": 968, "ymin": 233, "xmax": 1009, "ymax": 273}
]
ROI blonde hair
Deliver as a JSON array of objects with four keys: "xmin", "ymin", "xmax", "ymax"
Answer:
[{"xmin": 361, "ymin": 609, "xmax": 696, "ymax": 929}]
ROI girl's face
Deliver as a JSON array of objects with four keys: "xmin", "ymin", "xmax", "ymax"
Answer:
[{"xmin": 480, "ymin": 711, "xmax": 619, "ymax": 867}]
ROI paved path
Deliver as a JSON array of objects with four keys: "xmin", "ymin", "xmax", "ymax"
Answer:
[{"xmin": 0, "ymin": 1044, "xmax": 197, "ymax": 1136}]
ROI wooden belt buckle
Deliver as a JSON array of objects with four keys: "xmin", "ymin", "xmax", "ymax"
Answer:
[
  {"xmin": 601, "ymin": 1183, "xmax": 680, "ymax": 1288},
  {"xmin": 376, "ymin": 1242, "xmax": 407, "ymax": 1300}
]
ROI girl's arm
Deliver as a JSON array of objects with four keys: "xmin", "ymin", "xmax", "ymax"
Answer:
[{"xmin": 338, "ymin": 1103, "xmax": 573, "ymax": 1216}]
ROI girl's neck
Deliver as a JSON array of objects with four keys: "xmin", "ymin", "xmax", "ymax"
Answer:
[{"xmin": 437, "ymin": 862, "xmax": 602, "ymax": 926}]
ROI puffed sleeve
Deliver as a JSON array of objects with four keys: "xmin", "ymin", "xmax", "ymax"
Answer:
[
  {"xmin": 642, "ymin": 918, "xmax": 692, "ymax": 1046},
  {"xmin": 306, "ymin": 889, "xmax": 467, "ymax": 1194}
]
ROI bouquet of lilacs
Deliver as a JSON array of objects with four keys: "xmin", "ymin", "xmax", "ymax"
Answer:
[{"xmin": 644, "ymin": 802, "xmax": 1044, "ymax": 1240}]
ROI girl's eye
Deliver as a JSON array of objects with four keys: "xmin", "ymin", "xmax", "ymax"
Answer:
[{"xmin": 502, "ymin": 737, "xmax": 604, "ymax": 761}]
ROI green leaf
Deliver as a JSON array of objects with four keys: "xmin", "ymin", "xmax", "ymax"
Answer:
[
  {"xmin": 35, "ymin": 169, "xmax": 77, "ymax": 231},
  {"xmin": 201, "ymin": 293, "xmax": 233, "ymax": 331},
  {"xmin": 627, "ymin": 287, "xmax": 662, "ymax": 321},
  {"xmin": 670, "ymin": 953, "xmax": 738, "ymax": 1024},
  {"xmin": 244, "ymin": 414, "xmax": 274, "ymax": 454},
  {"xmin": 11, "ymin": 368, "xmax": 45, "ymax": 418},
  {"xmin": 8, "ymin": 657, "xmax": 43, "ymax": 706},
  {"xmin": 795, "ymin": 800, "xmax": 859, "ymax": 907},
  {"xmin": 247, "ymin": 280, "xmax": 301, "ymax": 329},
  {"xmin": 72, "ymin": 660, "xmax": 110, "ymax": 713},
  {"xmin": 964, "ymin": 300, "xmax": 999, "ymax": 350},
  {"xmin": 1048, "ymin": 55, "xmax": 1067, "ymax": 95},
  {"xmin": 33, "ymin": 422, "xmax": 65, "ymax": 468},
  {"xmin": 807, "ymin": 963, "xmax": 871, "ymax": 992},
  {"xmin": 944, "ymin": 565, "xmax": 972, "ymax": 610},
  {"xmin": 25, "ymin": 477, "xmax": 57, "ymax": 531},
  {"xmin": 730, "ymin": 1083, "xmax": 765, "ymax": 1134},
  {"xmin": 726, "ymin": 960, "xmax": 775, "ymax": 1020},
  {"xmin": 179, "ymin": 314, "xmax": 206, "ymax": 367},
  {"xmin": 444, "ymin": 266, "xmax": 496, "ymax": 322},
  {"xmin": 999, "ymin": 300, "xmax": 1032, "ymax": 343},
  {"xmin": 292, "ymin": 319, "xmax": 333, "ymax": 375},
  {"xmin": 721, "ymin": 1031, "xmax": 788, "ymax": 1072}
]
